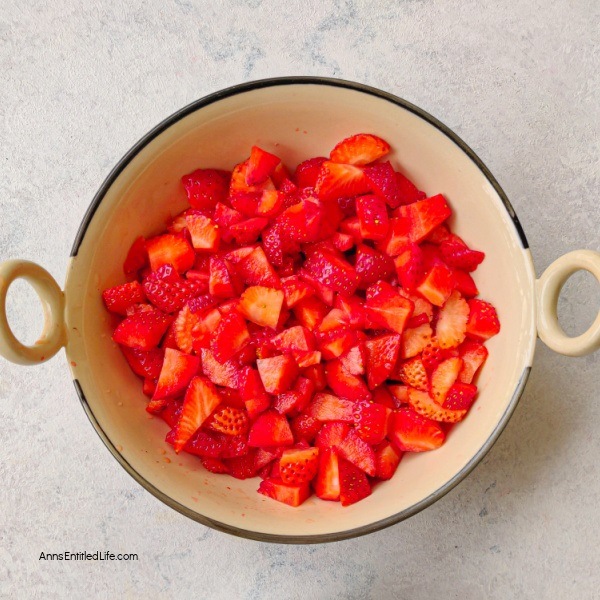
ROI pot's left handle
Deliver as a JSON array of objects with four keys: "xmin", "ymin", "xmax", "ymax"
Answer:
[{"xmin": 0, "ymin": 260, "xmax": 66, "ymax": 365}]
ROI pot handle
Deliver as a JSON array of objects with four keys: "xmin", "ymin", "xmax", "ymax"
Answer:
[
  {"xmin": 536, "ymin": 249, "xmax": 600, "ymax": 356},
  {"xmin": 0, "ymin": 260, "xmax": 66, "ymax": 365}
]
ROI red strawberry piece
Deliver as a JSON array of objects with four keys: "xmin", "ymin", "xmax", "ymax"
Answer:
[
  {"xmin": 276, "ymin": 200, "xmax": 322, "ymax": 244},
  {"xmin": 228, "ymin": 217, "xmax": 269, "ymax": 245},
  {"xmin": 279, "ymin": 447, "xmax": 319, "ymax": 485},
  {"xmin": 153, "ymin": 348, "xmax": 200, "ymax": 401},
  {"xmin": 261, "ymin": 223, "xmax": 286, "ymax": 267},
  {"xmin": 230, "ymin": 160, "xmax": 275, "ymax": 195},
  {"xmin": 436, "ymin": 290, "xmax": 469, "ymax": 349},
  {"xmin": 365, "ymin": 284, "xmax": 414, "ymax": 335},
  {"xmin": 396, "ymin": 194, "xmax": 452, "ymax": 243},
  {"xmin": 336, "ymin": 428, "xmax": 376, "ymax": 476},
  {"xmin": 182, "ymin": 168, "xmax": 230, "ymax": 210},
  {"xmin": 188, "ymin": 294, "xmax": 218, "ymax": 315},
  {"xmin": 274, "ymin": 377, "xmax": 314, "ymax": 414},
  {"xmin": 406, "ymin": 313, "xmax": 430, "ymax": 329},
  {"xmin": 201, "ymin": 457, "xmax": 230, "ymax": 474},
  {"xmin": 395, "ymin": 356, "xmax": 428, "ymax": 391},
  {"xmin": 332, "ymin": 232, "xmax": 354, "ymax": 252},
  {"xmin": 424, "ymin": 224, "xmax": 453, "ymax": 244},
  {"xmin": 172, "ymin": 376, "xmax": 221, "ymax": 452},
  {"xmin": 208, "ymin": 256, "xmax": 240, "ymax": 298},
  {"xmin": 317, "ymin": 328, "xmax": 357, "ymax": 360},
  {"xmin": 374, "ymin": 441, "xmax": 403, "ymax": 480},
  {"xmin": 281, "ymin": 275, "xmax": 315, "ymax": 308},
  {"xmin": 123, "ymin": 236, "xmax": 148, "ymax": 278},
  {"xmin": 307, "ymin": 393, "xmax": 355, "ymax": 422},
  {"xmin": 443, "ymin": 382, "xmax": 478, "ymax": 411},
  {"xmin": 239, "ymin": 367, "xmax": 271, "ymax": 418},
  {"xmin": 339, "ymin": 216, "xmax": 363, "ymax": 244},
  {"xmin": 355, "ymin": 244, "xmax": 395, "ymax": 289},
  {"xmin": 335, "ymin": 295, "xmax": 368, "ymax": 329},
  {"xmin": 420, "ymin": 338, "xmax": 446, "ymax": 372},
  {"xmin": 237, "ymin": 246, "xmax": 280, "ymax": 288},
  {"xmin": 372, "ymin": 385, "xmax": 399, "ymax": 409},
  {"xmin": 400, "ymin": 322, "xmax": 433, "ymax": 359},
  {"xmin": 440, "ymin": 238, "xmax": 484, "ymax": 272},
  {"xmin": 388, "ymin": 407, "xmax": 446, "ymax": 452},
  {"xmin": 375, "ymin": 217, "xmax": 410, "ymax": 257},
  {"xmin": 225, "ymin": 450, "xmax": 260, "ymax": 480},
  {"xmin": 315, "ymin": 422, "xmax": 350, "ymax": 448},
  {"xmin": 453, "ymin": 269, "xmax": 479, "ymax": 297},
  {"xmin": 214, "ymin": 202, "xmax": 243, "ymax": 229},
  {"xmin": 178, "ymin": 429, "xmax": 223, "ymax": 458},
  {"xmin": 363, "ymin": 161, "xmax": 403, "ymax": 208},
  {"xmin": 256, "ymin": 190, "xmax": 284, "ymax": 218},
  {"xmin": 206, "ymin": 406, "xmax": 249, "ymax": 436},
  {"xmin": 353, "ymin": 400, "xmax": 390, "ymax": 445},
  {"xmin": 290, "ymin": 413, "xmax": 321, "ymax": 443},
  {"xmin": 185, "ymin": 214, "xmax": 220, "ymax": 251},
  {"xmin": 416, "ymin": 262, "xmax": 455, "ymax": 307},
  {"xmin": 156, "ymin": 397, "xmax": 183, "ymax": 427},
  {"xmin": 271, "ymin": 325, "xmax": 315, "ymax": 353},
  {"xmin": 356, "ymin": 194, "xmax": 389, "ymax": 241},
  {"xmin": 245, "ymin": 146, "xmax": 281, "ymax": 186},
  {"xmin": 187, "ymin": 308, "xmax": 221, "ymax": 353},
  {"xmin": 102, "ymin": 281, "xmax": 146, "ymax": 315},
  {"xmin": 248, "ymin": 410, "xmax": 294, "ymax": 447},
  {"xmin": 315, "ymin": 161, "xmax": 371, "ymax": 201},
  {"xmin": 113, "ymin": 309, "xmax": 172, "ymax": 350},
  {"xmin": 458, "ymin": 340, "xmax": 488, "ymax": 383},
  {"xmin": 365, "ymin": 333, "xmax": 401, "ymax": 389},
  {"xmin": 121, "ymin": 346, "xmax": 164, "ymax": 379},
  {"xmin": 339, "ymin": 342, "xmax": 366, "ymax": 376},
  {"xmin": 394, "ymin": 243, "xmax": 425, "ymax": 289},
  {"xmin": 143, "ymin": 265, "xmax": 202, "ymax": 313},
  {"xmin": 239, "ymin": 285, "xmax": 285, "ymax": 330},
  {"xmin": 303, "ymin": 250, "xmax": 359, "ymax": 297},
  {"xmin": 211, "ymin": 311, "xmax": 250, "ymax": 363},
  {"xmin": 338, "ymin": 458, "xmax": 371, "ymax": 506},
  {"xmin": 143, "ymin": 378, "xmax": 158, "ymax": 399},
  {"xmin": 325, "ymin": 358, "xmax": 371, "ymax": 401},
  {"xmin": 395, "ymin": 171, "xmax": 424, "ymax": 205},
  {"xmin": 230, "ymin": 192, "xmax": 261, "ymax": 217},
  {"xmin": 299, "ymin": 359, "xmax": 327, "ymax": 387},
  {"xmin": 257, "ymin": 355, "xmax": 298, "ymax": 394},
  {"xmin": 466, "ymin": 299, "xmax": 500, "ymax": 341},
  {"xmin": 200, "ymin": 348, "xmax": 239, "ymax": 388},
  {"xmin": 218, "ymin": 387, "xmax": 246, "ymax": 409},
  {"xmin": 258, "ymin": 478, "xmax": 311, "ymax": 507},
  {"xmin": 293, "ymin": 295, "xmax": 328, "ymax": 330},
  {"xmin": 271, "ymin": 163, "xmax": 291, "ymax": 188},
  {"xmin": 430, "ymin": 356, "xmax": 463, "ymax": 404},
  {"xmin": 294, "ymin": 156, "xmax": 327, "ymax": 188},
  {"xmin": 298, "ymin": 270, "xmax": 335, "ymax": 305},
  {"xmin": 314, "ymin": 447, "xmax": 340, "ymax": 501},
  {"xmin": 329, "ymin": 133, "xmax": 390, "ymax": 166},
  {"xmin": 146, "ymin": 234, "xmax": 195, "ymax": 273},
  {"xmin": 407, "ymin": 387, "xmax": 467, "ymax": 423}
]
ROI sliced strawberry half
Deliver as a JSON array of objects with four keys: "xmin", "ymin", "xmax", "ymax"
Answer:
[
  {"xmin": 239, "ymin": 286, "xmax": 284, "ymax": 329},
  {"xmin": 237, "ymin": 246, "xmax": 280, "ymax": 288},
  {"xmin": 394, "ymin": 243, "xmax": 425, "ymax": 289},
  {"xmin": 388, "ymin": 407, "xmax": 445, "ymax": 452},
  {"xmin": 466, "ymin": 299, "xmax": 500, "ymax": 341},
  {"xmin": 315, "ymin": 161, "xmax": 371, "ymax": 201},
  {"xmin": 153, "ymin": 348, "xmax": 201, "ymax": 400},
  {"xmin": 395, "ymin": 356, "xmax": 429, "ymax": 391},
  {"xmin": 407, "ymin": 387, "xmax": 467, "ymax": 423},
  {"xmin": 436, "ymin": 290, "xmax": 469, "ymax": 349},
  {"xmin": 172, "ymin": 376, "xmax": 221, "ymax": 452},
  {"xmin": 458, "ymin": 340, "xmax": 488, "ymax": 383},
  {"xmin": 121, "ymin": 346, "xmax": 164, "ymax": 379},
  {"xmin": 365, "ymin": 283, "xmax": 414, "ymax": 335},
  {"xmin": 206, "ymin": 406, "xmax": 249, "ymax": 436},
  {"xmin": 374, "ymin": 441, "xmax": 403, "ymax": 480},
  {"xmin": 314, "ymin": 447, "xmax": 340, "ymax": 501},
  {"xmin": 416, "ymin": 262, "xmax": 455, "ymax": 307},
  {"xmin": 430, "ymin": 356, "xmax": 463, "ymax": 404},
  {"xmin": 112, "ymin": 309, "xmax": 172, "ymax": 350},
  {"xmin": 338, "ymin": 458, "xmax": 372, "ymax": 506},
  {"xmin": 279, "ymin": 447, "xmax": 319, "ymax": 485},
  {"xmin": 200, "ymin": 348, "xmax": 239, "ymax": 388},
  {"xmin": 440, "ymin": 238, "xmax": 484, "ymax": 272},
  {"xmin": 443, "ymin": 382, "xmax": 478, "ymax": 411},
  {"xmin": 239, "ymin": 366, "xmax": 271, "ymax": 418},
  {"xmin": 400, "ymin": 322, "xmax": 433, "ymax": 359},
  {"xmin": 329, "ymin": 133, "xmax": 390, "ymax": 166},
  {"xmin": 143, "ymin": 264, "xmax": 202, "ymax": 313}
]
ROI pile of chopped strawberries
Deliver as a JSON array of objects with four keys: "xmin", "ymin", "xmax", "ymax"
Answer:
[{"xmin": 102, "ymin": 133, "xmax": 500, "ymax": 507}]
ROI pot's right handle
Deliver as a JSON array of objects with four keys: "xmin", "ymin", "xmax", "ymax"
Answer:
[
  {"xmin": 0, "ymin": 260, "xmax": 66, "ymax": 365},
  {"xmin": 536, "ymin": 250, "xmax": 600, "ymax": 357}
]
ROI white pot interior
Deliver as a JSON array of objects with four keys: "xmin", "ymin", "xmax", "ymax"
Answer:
[{"xmin": 65, "ymin": 81, "xmax": 536, "ymax": 540}]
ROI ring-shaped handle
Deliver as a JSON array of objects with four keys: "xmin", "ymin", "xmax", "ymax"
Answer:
[
  {"xmin": 0, "ymin": 260, "xmax": 65, "ymax": 365},
  {"xmin": 536, "ymin": 250, "xmax": 600, "ymax": 357}
]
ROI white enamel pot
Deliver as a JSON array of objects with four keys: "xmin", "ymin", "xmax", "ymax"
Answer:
[{"xmin": 1, "ymin": 78, "xmax": 599, "ymax": 543}]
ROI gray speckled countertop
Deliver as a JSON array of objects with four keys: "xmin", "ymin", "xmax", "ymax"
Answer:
[{"xmin": 1, "ymin": 1, "xmax": 599, "ymax": 598}]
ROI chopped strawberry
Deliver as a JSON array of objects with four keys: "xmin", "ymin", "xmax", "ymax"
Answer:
[
  {"xmin": 303, "ymin": 250, "xmax": 359, "ymax": 297},
  {"xmin": 394, "ymin": 243, "xmax": 425, "ymax": 289},
  {"xmin": 279, "ymin": 447, "xmax": 319, "ymax": 484},
  {"xmin": 256, "ymin": 190, "xmax": 284, "ymax": 218},
  {"xmin": 364, "ymin": 333, "xmax": 401, "ymax": 389},
  {"xmin": 466, "ymin": 299, "xmax": 500, "ymax": 341},
  {"xmin": 228, "ymin": 217, "xmax": 269, "ymax": 245},
  {"xmin": 239, "ymin": 286, "xmax": 284, "ymax": 329},
  {"xmin": 443, "ymin": 382, "xmax": 478, "ymax": 411},
  {"xmin": 230, "ymin": 160, "xmax": 275, "ymax": 195},
  {"xmin": 295, "ymin": 350, "xmax": 322, "ymax": 368},
  {"xmin": 207, "ymin": 406, "xmax": 249, "ymax": 436},
  {"xmin": 185, "ymin": 214, "xmax": 220, "ymax": 251},
  {"xmin": 143, "ymin": 265, "xmax": 202, "ymax": 313},
  {"xmin": 453, "ymin": 269, "xmax": 479, "ymax": 297},
  {"xmin": 248, "ymin": 410, "xmax": 294, "ymax": 447},
  {"xmin": 308, "ymin": 393, "xmax": 355, "ymax": 422},
  {"xmin": 245, "ymin": 146, "xmax": 281, "ymax": 186},
  {"xmin": 182, "ymin": 168, "xmax": 229, "ymax": 210},
  {"xmin": 355, "ymin": 244, "xmax": 395, "ymax": 289},
  {"xmin": 200, "ymin": 348, "xmax": 239, "ymax": 388},
  {"xmin": 356, "ymin": 195, "xmax": 389, "ymax": 241},
  {"xmin": 237, "ymin": 246, "xmax": 280, "ymax": 288},
  {"xmin": 430, "ymin": 357, "xmax": 463, "ymax": 404},
  {"xmin": 208, "ymin": 311, "xmax": 249, "ymax": 364},
  {"xmin": 335, "ymin": 295, "xmax": 368, "ymax": 329},
  {"xmin": 146, "ymin": 234, "xmax": 195, "ymax": 273},
  {"xmin": 317, "ymin": 328, "xmax": 357, "ymax": 360},
  {"xmin": 458, "ymin": 340, "xmax": 488, "ymax": 383},
  {"xmin": 256, "ymin": 355, "xmax": 298, "ymax": 394},
  {"xmin": 440, "ymin": 238, "xmax": 485, "ymax": 272},
  {"xmin": 123, "ymin": 236, "xmax": 148, "ymax": 278},
  {"xmin": 293, "ymin": 295, "xmax": 328, "ymax": 329},
  {"xmin": 187, "ymin": 307, "xmax": 221, "ymax": 353},
  {"xmin": 201, "ymin": 457, "xmax": 230, "ymax": 474},
  {"xmin": 294, "ymin": 157, "xmax": 327, "ymax": 188},
  {"xmin": 339, "ymin": 342, "xmax": 366, "ymax": 376},
  {"xmin": 121, "ymin": 346, "xmax": 164, "ymax": 379},
  {"xmin": 314, "ymin": 447, "xmax": 340, "ymax": 500},
  {"xmin": 416, "ymin": 262, "xmax": 455, "ymax": 307},
  {"xmin": 353, "ymin": 400, "xmax": 390, "ymax": 445},
  {"xmin": 258, "ymin": 478, "xmax": 311, "ymax": 507},
  {"xmin": 364, "ymin": 161, "xmax": 402, "ymax": 208},
  {"xmin": 395, "ymin": 171, "xmax": 424, "ymax": 205},
  {"xmin": 396, "ymin": 194, "xmax": 452, "ymax": 243},
  {"xmin": 325, "ymin": 359, "xmax": 371, "ymax": 401},
  {"xmin": 172, "ymin": 377, "xmax": 221, "ymax": 452},
  {"xmin": 281, "ymin": 276, "xmax": 315, "ymax": 308},
  {"xmin": 388, "ymin": 407, "xmax": 445, "ymax": 452},
  {"xmin": 373, "ymin": 385, "xmax": 399, "ymax": 409},
  {"xmin": 395, "ymin": 356, "xmax": 428, "ymax": 391},
  {"xmin": 376, "ymin": 217, "xmax": 411, "ymax": 257},
  {"xmin": 400, "ymin": 323, "xmax": 433, "ymax": 359},
  {"xmin": 208, "ymin": 256, "xmax": 239, "ymax": 298},
  {"xmin": 271, "ymin": 325, "xmax": 314, "ymax": 353},
  {"xmin": 103, "ymin": 281, "xmax": 146, "ymax": 315},
  {"xmin": 153, "ymin": 348, "xmax": 201, "ymax": 400},
  {"xmin": 338, "ymin": 458, "xmax": 371, "ymax": 506},
  {"xmin": 436, "ymin": 290, "xmax": 468, "ymax": 349},
  {"xmin": 374, "ymin": 441, "xmax": 402, "ymax": 480},
  {"xmin": 290, "ymin": 413, "xmax": 321, "ymax": 443},
  {"xmin": 239, "ymin": 367, "xmax": 271, "ymax": 418},
  {"xmin": 214, "ymin": 202, "xmax": 243, "ymax": 229},
  {"xmin": 315, "ymin": 161, "xmax": 370, "ymax": 201},
  {"xmin": 365, "ymin": 283, "xmax": 414, "ymax": 334},
  {"xmin": 407, "ymin": 387, "xmax": 467, "ymax": 423},
  {"xmin": 330, "ymin": 133, "xmax": 390, "ymax": 166},
  {"xmin": 112, "ymin": 309, "xmax": 172, "ymax": 350}
]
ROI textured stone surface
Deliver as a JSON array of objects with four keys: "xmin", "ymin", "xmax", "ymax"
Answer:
[{"xmin": 1, "ymin": 1, "xmax": 598, "ymax": 598}]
